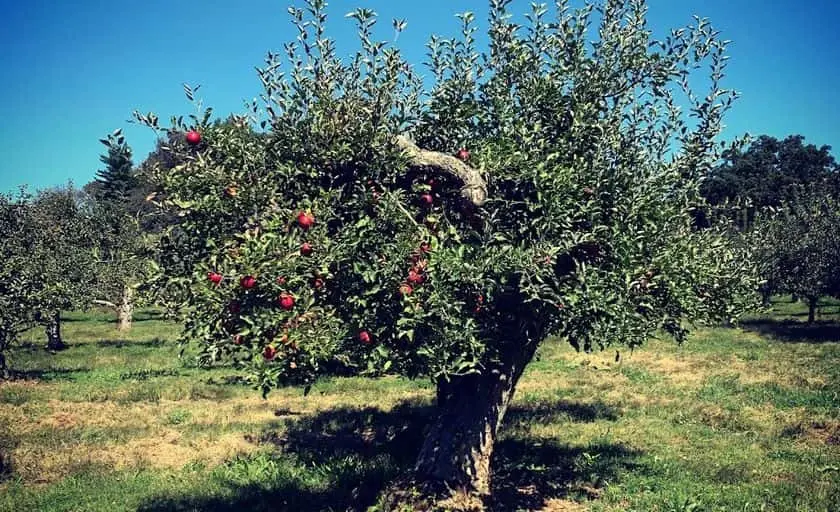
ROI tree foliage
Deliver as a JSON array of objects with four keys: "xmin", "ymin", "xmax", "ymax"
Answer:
[
  {"xmin": 0, "ymin": 186, "xmax": 98, "ymax": 368},
  {"xmin": 702, "ymin": 134, "xmax": 838, "ymax": 227},
  {"xmin": 86, "ymin": 133, "xmax": 154, "ymax": 331},
  {"xmin": 751, "ymin": 190, "xmax": 840, "ymax": 321},
  {"xmin": 92, "ymin": 130, "xmax": 137, "ymax": 204},
  {"xmin": 137, "ymin": 0, "xmax": 760, "ymax": 494}
]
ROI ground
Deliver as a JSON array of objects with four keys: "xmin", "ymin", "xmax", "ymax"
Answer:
[{"xmin": 0, "ymin": 298, "xmax": 838, "ymax": 511}]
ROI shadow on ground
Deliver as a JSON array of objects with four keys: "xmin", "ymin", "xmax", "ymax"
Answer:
[
  {"xmin": 741, "ymin": 319, "xmax": 840, "ymax": 344},
  {"xmin": 9, "ymin": 367, "xmax": 91, "ymax": 381},
  {"xmin": 94, "ymin": 338, "xmax": 168, "ymax": 348},
  {"xmin": 62, "ymin": 310, "xmax": 166, "ymax": 323},
  {"xmin": 138, "ymin": 398, "xmax": 639, "ymax": 511}
]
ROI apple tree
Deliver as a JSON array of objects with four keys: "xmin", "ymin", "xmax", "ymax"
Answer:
[
  {"xmin": 751, "ymin": 190, "xmax": 840, "ymax": 322},
  {"xmin": 140, "ymin": 0, "xmax": 760, "ymax": 495},
  {"xmin": 86, "ymin": 131, "xmax": 153, "ymax": 332},
  {"xmin": 0, "ymin": 190, "xmax": 35, "ymax": 377},
  {"xmin": 0, "ymin": 186, "xmax": 98, "ymax": 358}
]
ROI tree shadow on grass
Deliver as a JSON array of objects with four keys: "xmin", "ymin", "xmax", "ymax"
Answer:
[
  {"xmin": 9, "ymin": 366, "xmax": 91, "ymax": 382},
  {"xmin": 741, "ymin": 319, "xmax": 840, "ymax": 344},
  {"xmin": 62, "ymin": 310, "xmax": 166, "ymax": 323},
  {"xmin": 138, "ymin": 398, "xmax": 638, "ymax": 511},
  {"xmin": 94, "ymin": 338, "xmax": 168, "ymax": 348}
]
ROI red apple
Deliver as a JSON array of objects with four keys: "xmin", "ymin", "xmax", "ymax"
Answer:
[
  {"xmin": 313, "ymin": 277, "xmax": 325, "ymax": 290},
  {"xmin": 240, "ymin": 275, "xmax": 257, "ymax": 289},
  {"xmin": 276, "ymin": 276, "xmax": 287, "ymax": 285},
  {"xmin": 420, "ymin": 194, "xmax": 434, "ymax": 206},
  {"xmin": 300, "ymin": 242, "xmax": 313, "ymax": 256},
  {"xmin": 583, "ymin": 187, "xmax": 594, "ymax": 196},
  {"xmin": 278, "ymin": 293, "xmax": 295, "ymax": 311},
  {"xmin": 224, "ymin": 185, "xmax": 238, "ymax": 198},
  {"xmin": 297, "ymin": 211, "xmax": 314, "ymax": 230},
  {"xmin": 207, "ymin": 272, "xmax": 223, "ymax": 284},
  {"xmin": 228, "ymin": 301, "xmax": 241, "ymax": 314},
  {"xmin": 419, "ymin": 242, "xmax": 431, "ymax": 253},
  {"xmin": 456, "ymin": 148, "xmax": 470, "ymax": 161},
  {"xmin": 358, "ymin": 330, "xmax": 372, "ymax": 345},
  {"xmin": 407, "ymin": 270, "xmax": 424, "ymax": 285},
  {"xmin": 186, "ymin": 130, "xmax": 201, "ymax": 146},
  {"xmin": 399, "ymin": 283, "xmax": 413, "ymax": 296},
  {"xmin": 263, "ymin": 345, "xmax": 277, "ymax": 360},
  {"xmin": 233, "ymin": 335, "xmax": 244, "ymax": 345}
]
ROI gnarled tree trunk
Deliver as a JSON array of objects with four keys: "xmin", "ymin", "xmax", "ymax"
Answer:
[
  {"xmin": 415, "ymin": 340, "xmax": 539, "ymax": 496},
  {"xmin": 45, "ymin": 311, "xmax": 66, "ymax": 351},
  {"xmin": 117, "ymin": 285, "xmax": 134, "ymax": 332}
]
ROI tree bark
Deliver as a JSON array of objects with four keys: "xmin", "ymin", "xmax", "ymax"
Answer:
[
  {"xmin": 45, "ymin": 311, "xmax": 66, "ymax": 351},
  {"xmin": 415, "ymin": 342, "xmax": 538, "ymax": 496},
  {"xmin": 759, "ymin": 285, "xmax": 772, "ymax": 307},
  {"xmin": 807, "ymin": 297, "xmax": 818, "ymax": 324},
  {"xmin": 0, "ymin": 352, "xmax": 8, "ymax": 380},
  {"xmin": 396, "ymin": 136, "xmax": 487, "ymax": 206},
  {"xmin": 117, "ymin": 285, "xmax": 134, "ymax": 332}
]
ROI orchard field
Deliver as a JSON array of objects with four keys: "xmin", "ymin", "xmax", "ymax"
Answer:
[{"xmin": 1, "ymin": 297, "xmax": 838, "ymax": 512}]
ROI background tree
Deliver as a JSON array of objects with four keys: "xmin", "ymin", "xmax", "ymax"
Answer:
[
  {"xmin": 138, "ymin": 0, "xmax": 760, "ymax": 499},
  {"xmin": 19, "ymin": 186, "xmax": 97, "ymax": 350},
  {"xmin": 701, "ymin": 134, "xmax": 838, "ymax": 228},
  {"xmin": 88, "ymin": 130, "xmax": 137, "ymax": 203},
  {"xmin": 751, "ymin": 190, "xmax": 840, "ymax": 322},
  {"xmin": 0, "ymin": 190, "xmax": 36, "ymax": 377},
  {"xmin": 86, "ymin": 131, "xmax": 150, "ymax": 331}
]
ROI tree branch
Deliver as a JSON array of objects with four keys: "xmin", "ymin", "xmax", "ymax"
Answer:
[
  {"xmin": 92, "ymin": 299, "xmax": 118, "ymax": 309},
  {"xmin": 396, "ymin": 136, "xmax": 487, "ymax": 206}
]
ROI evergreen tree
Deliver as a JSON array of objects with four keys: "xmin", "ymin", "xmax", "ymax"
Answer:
[{"xmin": 94, "ymin": 130, "xmax": 136, "ymax": 203}]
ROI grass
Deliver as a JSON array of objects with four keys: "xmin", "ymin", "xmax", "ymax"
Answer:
[{"xmin": 0, "ymin": 299, "xmax": 838, "ymax": 511}]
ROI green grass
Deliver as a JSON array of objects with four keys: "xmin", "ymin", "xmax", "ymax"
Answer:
[{"xmin": 1, "ymin": 300, "xmax": 839, "ymax": 511}]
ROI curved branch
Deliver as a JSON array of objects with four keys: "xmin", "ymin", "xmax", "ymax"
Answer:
[
  {"xmin": 396, "ymin": 136, "xmax": 487, "ymax": 206},
  {"xmin": 92, "ymin": 299, "xmax": 118, "ymax": 310}
]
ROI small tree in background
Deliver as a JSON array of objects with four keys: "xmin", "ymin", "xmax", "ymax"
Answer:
[
  {"xmin": 87, "ymin": 131, "xmax": 150, "ymax": 331},
  {"xmin": 752, "ymin": 190, "xmax": 840, "ymax": 322},
  {"xmin": 138, "ymin": 0, "xmax": 760, "ymax": 498},
  {"xmin": 0, "ymin": 190, "xmax": 36, "ymax": 377},
  {"xmin": 19, "ymin": 187, "xmax": 96, "ymax": 350}
]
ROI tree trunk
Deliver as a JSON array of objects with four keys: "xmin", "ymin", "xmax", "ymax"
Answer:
[
  {"xmin": 45, "ymin": 312, "xmax": 66, "ymax": 351},
  {"xmin": 415, "ymin": 342, "xmax": 538, "ymax": 496},
  {"xmin": 117, "ymin": 285, "xmax": 134, "ymax": 332},
  {"xmin": 0, "ymin": 352, "xmax": 8, "ymax": 380},
  {"xmin": 807, "ymin": 297, "xmax": 818, "ymax": 324},
  {"xmin": 760, "ymin": 289, "xmax": 771, "ymax": 307}
]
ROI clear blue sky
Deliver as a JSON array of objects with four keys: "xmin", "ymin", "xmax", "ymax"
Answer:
[{"xmin": 1, "ymin": 0, "xmax": 838, "ymax": 194}]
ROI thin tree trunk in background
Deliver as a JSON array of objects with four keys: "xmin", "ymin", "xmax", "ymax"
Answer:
[
  {"xmin": 0, "ymin": 352, "xmax": 8, "ymax": 380},
  {"xmin": 761, "ymin": 289, "xmax": 771, "ymax": 307},
  {"xmin": 807, "ymin": 297, "xmax": 818, "ymax": 324},
  {"xmin": 117, "ymin": 285, "xmax": 134, "ymax": 332},
  {"xmin": 45, "ymin": 311, "xmax": 66, "ymax": 351}
]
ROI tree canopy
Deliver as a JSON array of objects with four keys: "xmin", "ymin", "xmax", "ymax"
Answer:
[
  {"xmin": 701, "ymin": 134, "xmax": 838, "ymax": 226},
  {"xmin": 135, "ymin": 0, "xmax": 759, "ymax": 497}
]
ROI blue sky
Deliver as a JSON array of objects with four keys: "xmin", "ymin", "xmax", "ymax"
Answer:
[{"xmin": 1, "ymin": 0, "xmax": 839, "ymax": 194}]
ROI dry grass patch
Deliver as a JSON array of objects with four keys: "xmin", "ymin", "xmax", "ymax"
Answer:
[{"xmin": 538, "ymin": 497, "xmax": 590, "ymax": 511}]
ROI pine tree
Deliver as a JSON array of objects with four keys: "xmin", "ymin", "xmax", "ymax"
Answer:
[{"xmin": 95, "ymin": 130, "xmax": 136, "ymax": 203}]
